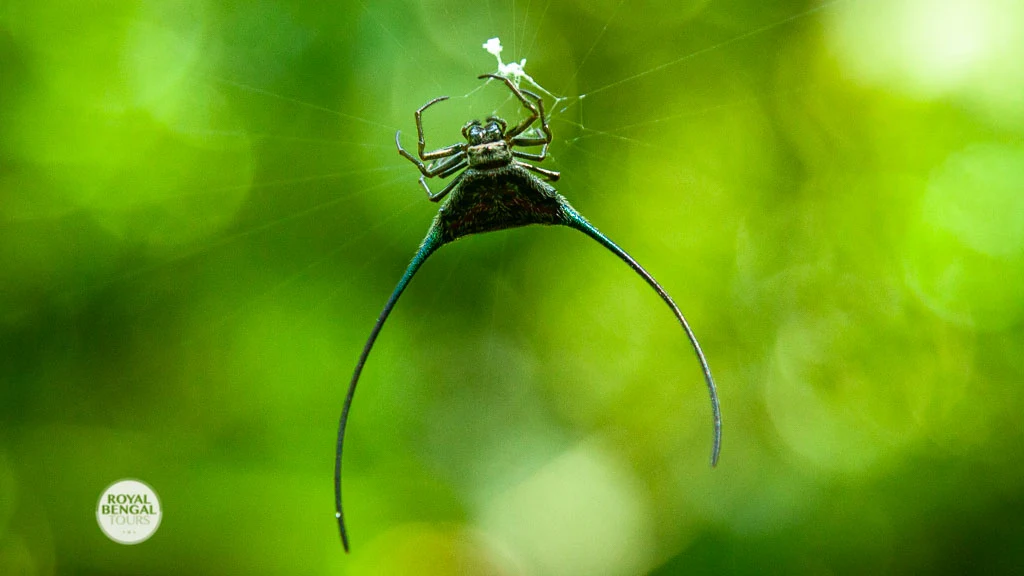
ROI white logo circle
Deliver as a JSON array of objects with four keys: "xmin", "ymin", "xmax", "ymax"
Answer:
[{"xmin": 96, "ymin": 479, "xmax": 162, "ymax": 544}]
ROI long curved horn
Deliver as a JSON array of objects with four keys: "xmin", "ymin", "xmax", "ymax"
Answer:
[
  {"xmin": 559, "ymin": 203, "xmax": 722, "ymax": 466},
  {"xmin": 335, "ymin": 224, "xmax": 444, "ymax": 551}
]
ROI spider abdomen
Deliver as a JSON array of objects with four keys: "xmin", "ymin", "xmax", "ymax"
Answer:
[{"xmin": 435, "ymin": 165, "xmax": 567, "ymax": 243}]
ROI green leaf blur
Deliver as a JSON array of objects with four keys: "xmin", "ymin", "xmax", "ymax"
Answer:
[{"xmin": 2, "ymin": 0, "xmax": 1023, "ymax": 574}]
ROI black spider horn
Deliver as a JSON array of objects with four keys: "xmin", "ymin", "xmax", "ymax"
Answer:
[
  {"xmin": 336, "ymin": 223, "xmax": 445, "ymax": 551},
  {"xmin": 558, "ymin": 203, "xmax": 722, "ymax": 466}
]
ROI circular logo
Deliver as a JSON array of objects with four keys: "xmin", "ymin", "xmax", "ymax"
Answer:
[{"xmin": 96, "ymin": 479, "xmax": 162, "ymax": 544}]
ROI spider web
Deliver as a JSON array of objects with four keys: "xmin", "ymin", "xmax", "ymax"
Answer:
[
  {"xmin": 162, "ymin": 2, "xmax": 848, "ymax": 569},
  {"xmin": 60, "ymin": 0, "xmax": 842, "ymax": 342},
  {"xmin": 82, "ymin": 0, "xmax": 849, "ymax": 304},
  {"xmin": 7, "ymin": 0, "xmax": 851, "ymax": 568},
  {"xmin": 43, "ymin": 0, "xmax": 848, "ymax": 478},
  {"xmin": 8, "ymin": 0, "xmax": 1024, "ymax": 572},
  {"xmin": 350, "ymin": 0, "xmax": 848, "ymax": 348}
]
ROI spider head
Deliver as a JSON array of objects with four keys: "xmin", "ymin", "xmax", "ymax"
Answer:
[{"xmin": 462, "ymin": 117, "xmax": 507, "ymax": 145}]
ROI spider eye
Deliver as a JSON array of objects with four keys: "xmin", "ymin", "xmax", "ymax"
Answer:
[{"xmin": 463, "ymin": 120, "xmax": 483, "ymax": 139}]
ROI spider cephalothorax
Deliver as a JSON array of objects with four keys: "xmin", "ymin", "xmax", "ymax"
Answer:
[{"xmin": 335, "ymin": 73, "xmax": 722, "ymax": 551}]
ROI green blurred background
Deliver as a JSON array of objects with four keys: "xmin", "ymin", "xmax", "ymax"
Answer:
[{"xmin": 2, "ymin": 0, "xmax": 1024, "ymax": 573}]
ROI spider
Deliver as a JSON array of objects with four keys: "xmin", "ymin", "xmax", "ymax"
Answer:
[
  {"xmin": 335, "ymin": 74, "xmax": 721, "ymax": 552},
  {"xmin": 395, "ymin": 74, "xmax": 561, "ymax": 206}
]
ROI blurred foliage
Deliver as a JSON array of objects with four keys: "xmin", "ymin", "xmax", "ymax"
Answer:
[{"xmin": 2, "ymin": 0, "xmax": 1024, "ymax": 574}]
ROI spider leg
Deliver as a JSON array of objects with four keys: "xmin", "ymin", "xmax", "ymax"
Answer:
[
  {"xmin": 396, "ymin": 131, "xmax": 465, "ymax": 178},
  {"xmin": 407, "ymin": 153, "xmax": 467, "ymax": 201},
  {"xmin": 511, "ymin": 135, "xmax": 550, "ymax": 147},
  {"xmin": 435, "ymin": 157, "xmax": 467, "ymax": 179},
  {"xmin": 478, "ymin": 74, "xmax": 538, "ymax": 139},
  {"xmin": 513, "ymin": 149, "xmax": 548, "ymax": 162},
  {"xmin": 511, "ymin": 93, "xmax": 552, "ymax": 164},
  {"xmin": 416, "ymin": 159, "xmax": 467, "ymax": 201},
  {"xmin": 516, "ymin": 160, "xmax": 560, "ymax": 181},
  {"xmin": 427, "ymin": 153, "xmax": 467, "ymax": 176},
  {"xmin": 518, "ymin": 89, "xmax": 552, "ymax": 141},
  {"xmin": 412, "ymin": 96, "xmax": 466, "ymax": 160},
  {"xmin": 336, "ymin": 224, "xmax": 446, "ymax": 552},
  {"xmin": 422, "ymin": 170, "xmax": 466, "ymax": 202}
]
